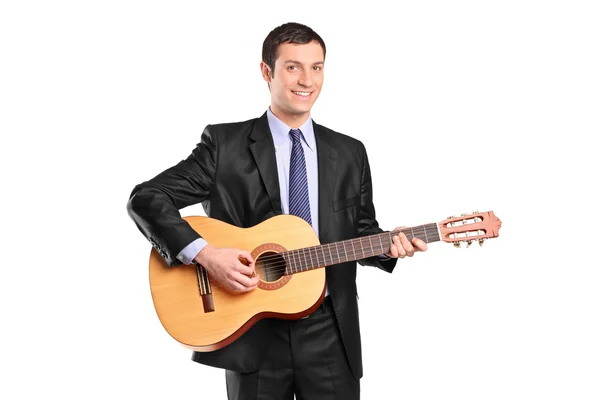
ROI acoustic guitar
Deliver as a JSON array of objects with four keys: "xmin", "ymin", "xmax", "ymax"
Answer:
[{"xmin": 149, "ymin": 211, "xmax": 501, "ymax": 352}]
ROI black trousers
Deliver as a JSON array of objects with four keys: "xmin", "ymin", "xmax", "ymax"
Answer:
[{"xmin": 225, "ymin": 296, "xmax": 360, "ymax": 400}]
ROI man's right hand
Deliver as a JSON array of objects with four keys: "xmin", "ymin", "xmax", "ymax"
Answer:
[{"xmin": 194, "ymin": 244, "xmax": 259, "ymax": 293}]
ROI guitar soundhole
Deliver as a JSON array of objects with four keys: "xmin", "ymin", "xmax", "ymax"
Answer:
[
  {"xmin": 251, "ymin": 243, "xmax": 292, "ymax": 291},
  {"xmin": 255, "ymin": 251, "xmax": 286, "ymax": 282}
]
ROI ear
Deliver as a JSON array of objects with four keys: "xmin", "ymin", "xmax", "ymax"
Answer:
[{"xmin": 260, "ymin": 61, "xmax": 272, "ymax": 83}]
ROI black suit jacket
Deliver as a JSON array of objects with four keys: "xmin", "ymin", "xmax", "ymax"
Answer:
[{"xmin": 127, "ymin": 112, "xmax": 397, "ymax": 379}]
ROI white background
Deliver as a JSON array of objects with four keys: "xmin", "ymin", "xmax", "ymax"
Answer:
[{"xmin": 1, "ymin": 1, "xmax": 599, "ymax": 399}]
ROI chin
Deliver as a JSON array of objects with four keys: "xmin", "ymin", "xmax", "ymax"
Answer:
[{"xmin": 289, "ymin": 103, "xmax": 313, "ymax": 115}]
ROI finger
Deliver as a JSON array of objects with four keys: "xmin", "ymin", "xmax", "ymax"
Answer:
[
  {"xmin": 237, "ymin": 275, "xmax": 259, "ymax": 293},
  {"xmin": 236, "ymin": 261, "xmax": 255, "ymax": 276},
  {"xmin": 393, "ymin": 235, "xmax": 406, "ymax": 258},
  {"xmin": 228, "ymin": 280, "xmax": 247, "ymax": 293},
  {"xmin": 237, "ymin": 251, "xmax": 256, "ymax": 275},
  {"xmin": 412, "ymin": 238, "xmax": 428, "ymax": 252},
  {"xmin": 398, "ymin": 233, "xmax": 415, "ymax": 257},
  {"xmin": 387, "ymin": 243, "xmax": 398, "ymax": 258},
  {"xmin": 235, "ymin": 272, "xmax": 259, "ymax": 288},
  {"xmin": 238, "ymin": 251, "xmax": 255, "ymax": 266},
  {"xmin": 249, "ymin": 274, "xmax": 260, "ymax": 285}
]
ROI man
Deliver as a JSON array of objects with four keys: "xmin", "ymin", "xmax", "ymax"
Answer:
[{"xmin": 128, "ymin": 22, "xmax": 427, "ymax": 400}]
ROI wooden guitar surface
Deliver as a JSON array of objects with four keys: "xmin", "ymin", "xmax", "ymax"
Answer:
[{"xmin": 149, "ymin": 215, "xmax": 326, "ymax": 352}]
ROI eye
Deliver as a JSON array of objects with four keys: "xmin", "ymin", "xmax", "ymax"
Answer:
[
  {"xmin": 288, "ymin": 65, "xmax": 298, "ymax": 71},
  {"xmin": 313, "ymin": 66, "xmax": 323, "ymax": 71}
]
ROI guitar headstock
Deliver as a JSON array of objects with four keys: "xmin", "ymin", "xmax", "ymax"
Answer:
[{"xmin": 439, "ymin": 211, "xmax": 501, "ymax": 247}]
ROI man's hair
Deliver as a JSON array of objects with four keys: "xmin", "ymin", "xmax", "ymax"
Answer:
[{"xmin": 262, "ymin": 22, "xmax": 326, "ymax": 76}]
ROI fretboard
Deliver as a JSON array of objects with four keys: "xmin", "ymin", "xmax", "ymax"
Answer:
[{"xmin": 282, "ymin": 223, "xmax": 440, "ymax": 275}]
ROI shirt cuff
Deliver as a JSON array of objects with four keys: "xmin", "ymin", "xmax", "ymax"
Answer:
[{"xmin": 177, "ymin": 238, "xmax": 209, "ymax": 264}]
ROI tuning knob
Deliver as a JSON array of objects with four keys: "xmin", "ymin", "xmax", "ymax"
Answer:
[
  {"xmin": 453, "ymin": 242, "xmax": 461, "ymax": 248},
  {"xmin": 466, "ymin": 240, "xmax": 472, "ymax": 247},
  {"xmin": 478, "ymin": 239, "xmax": 485, "ymax": 247}
]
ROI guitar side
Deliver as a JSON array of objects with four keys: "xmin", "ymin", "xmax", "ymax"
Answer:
[{"xmin": 148, "ymin": 215, "xmax": 326, "ymax": 352}]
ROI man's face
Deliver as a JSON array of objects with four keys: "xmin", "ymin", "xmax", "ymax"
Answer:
[{"xmin": 261, "ymin": 41, "xmax": 324, "ymax": 120}]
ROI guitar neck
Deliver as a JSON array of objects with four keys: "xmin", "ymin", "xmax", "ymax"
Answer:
[{"xmin": 282, "ymin": 223, "xmax": 441, "ymax": 274}]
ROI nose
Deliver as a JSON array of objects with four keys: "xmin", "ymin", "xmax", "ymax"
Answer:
[{"xmin": 298, "ymin": 69, "xmax": 313, "ymax": 88}]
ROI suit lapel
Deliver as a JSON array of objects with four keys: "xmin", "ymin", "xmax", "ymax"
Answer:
[
  {"xmin": 249, "ymin": 113, "xmax": 282, "ymax": 215},
  {"xmin": 314, "ymin": 122, "xmax": 338, "ymax": 242}
]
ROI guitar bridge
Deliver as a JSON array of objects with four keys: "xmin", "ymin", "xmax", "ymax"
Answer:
[{"xmin": 196, "ymin": 263, "xmax": 215, "ymax": 313}]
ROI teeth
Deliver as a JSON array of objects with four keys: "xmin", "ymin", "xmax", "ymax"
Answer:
[{"xmin": 293, "ymin": 91, "xmax": 310, "ymax": 97}]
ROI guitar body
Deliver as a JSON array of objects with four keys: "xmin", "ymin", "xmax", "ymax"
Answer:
[{"xmin": 149, "ymin": 214, "xmax": 326, "ymax": 352}]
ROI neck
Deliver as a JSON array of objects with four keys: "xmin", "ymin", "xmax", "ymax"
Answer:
[
  {"xmin": 270, "ymin": 105, "xmax": 310, "ymax": 128},
  {"xmin": 281, "ymin": 224, "xmax": 441, "ymax": 275}
]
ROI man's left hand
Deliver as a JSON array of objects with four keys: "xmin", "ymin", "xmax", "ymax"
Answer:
[{"xmin": 385, "ymin": 227, "xmax": 428, "ymax": 258}]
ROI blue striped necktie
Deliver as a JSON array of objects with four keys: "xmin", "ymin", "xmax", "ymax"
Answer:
[{"xmin": 288, "ymin": 128, "xmax": 312, "ymax": 225}]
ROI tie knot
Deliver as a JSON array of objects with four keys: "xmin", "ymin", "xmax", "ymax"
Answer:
[{"xmin": 289, "ymin": 129, "xmax": 302, "ymax": 142}]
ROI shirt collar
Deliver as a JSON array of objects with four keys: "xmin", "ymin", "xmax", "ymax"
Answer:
[{"xmin": 266, "ymin": 107, "xmax": 316, "ymax": 151}]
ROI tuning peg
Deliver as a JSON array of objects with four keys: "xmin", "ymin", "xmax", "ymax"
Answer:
[
  {"xmin": 478, "ymin": 239, "xmax": 485, "ymax": 247},
  {"xmin": 453, "ymin": 242, "xmax": 461, "ymax": 248},
  {"xmin": 466, "ymin": 240, "xmax": 472, "ymax": 247},
  {"xmin": 448, "ymin": 215, "xmax": 455, "ymax": 219}
]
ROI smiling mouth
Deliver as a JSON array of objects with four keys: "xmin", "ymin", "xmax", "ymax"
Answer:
[{"xmin": 292, "ymin": 90, "xmax": 312, "ymax": 97}]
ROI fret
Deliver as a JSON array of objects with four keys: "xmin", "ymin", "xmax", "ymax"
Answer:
[
  {"xmin": 286, "ymin": 253, "xmax": 293, "ymax": 275},
  {"xmin": 301, "ymin": 248, "xmax": 308, "ymax": 271},
  {"xmin": 288, "ymin": 250, "xmax": 295, "ymax": 273},
  {"xmin": 306, "ymin": 248, "xmax": 312, "ymax": 270},
  {"xmin": 296, "ymin": 248, "xmax": 302, "ymax": 271},
  {"xmin": 411, "ymin": 226, "xmax": 419, "ymax": 242},
  {"xmin": 297, "ymin": 249, "xmax": 303, "ymax": 272},
  {"xmin": 410, "ymin": 227, "xmax": 415, "ymax": 241},
  {"xmin": 335, "ymin": 243, "xmax": 340, "ymax": 263},
  {"xmin": 378, "ymin": 234, "xmax": 385, "ymax": 254},
  {"xmin": 359, "ymin": 237, "xmax": 365, "ymax": 258},
  {"xmin": 315, "ymin": 246, "xmax": 327, "ymax": 266},
  {"xmin": 321, "ymin": 246, "xmax": 327, "ymax": 267},
  {"xmin": 368, "ymin": 235, "xmax": 374, "ymax": 257},
  {"xmin": 424, "ymin": 225, "xmax": 429, "ymax": 242},
  {"xmin": 351, "ymin": 239, "xmax": 356, "ymax": 260},
  {"xmin": 328, "ymin": 243, "xmax": 334, "ymax": 265},
  {"xmin": 318, "ymin": 246, "xmax": 323, "ymax": 266},
  {"xmin": 308, "ymin": 247, "xmax": 315, "ymax": 269},
  {"xmin": 343, "ymin": 240, "xmax": 349, "ymax": 263},
  {"xmin": 303, "ymin": 248, "xmax": 309, "ymax": 270},
  {"xmin": 294, "ymin": 249, "xmax": 300, "ymax": 273}
]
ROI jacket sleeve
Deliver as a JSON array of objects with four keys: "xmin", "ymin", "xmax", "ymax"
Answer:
[
  {"xmin": 356, "ymin": 142, "xmax": 397, "ymax": 273},
  {"xmin": 126, "ymin": 125, "xmax": 217, "ymax": 266}
]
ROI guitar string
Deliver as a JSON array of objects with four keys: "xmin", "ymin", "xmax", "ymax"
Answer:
[
  {"xmin": 251, "ymin": 230, "xmax": 441, "ymax": 275},
  {"xmin": 253, "ymin": 226, "xmax": 439, "ymax": 264},
  {"xmin": 193, "ymin": 228, "xmax": 441, "ymax": 276},
  {"xmin": 195, "ymin": 224, "xmax": 461, "ymax": 280},
  {"xmin": 254, "ymin": 244, "xmax": 432, "ymax": 275},
  {"xmin": 253, "ymin": 226, "xmax": 440, "ymax": 265}
]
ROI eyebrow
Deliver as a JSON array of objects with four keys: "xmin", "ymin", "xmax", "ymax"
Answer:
[{"xmin": 283, "ymin": 60, "xmax": 324, "ymax": 66}]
